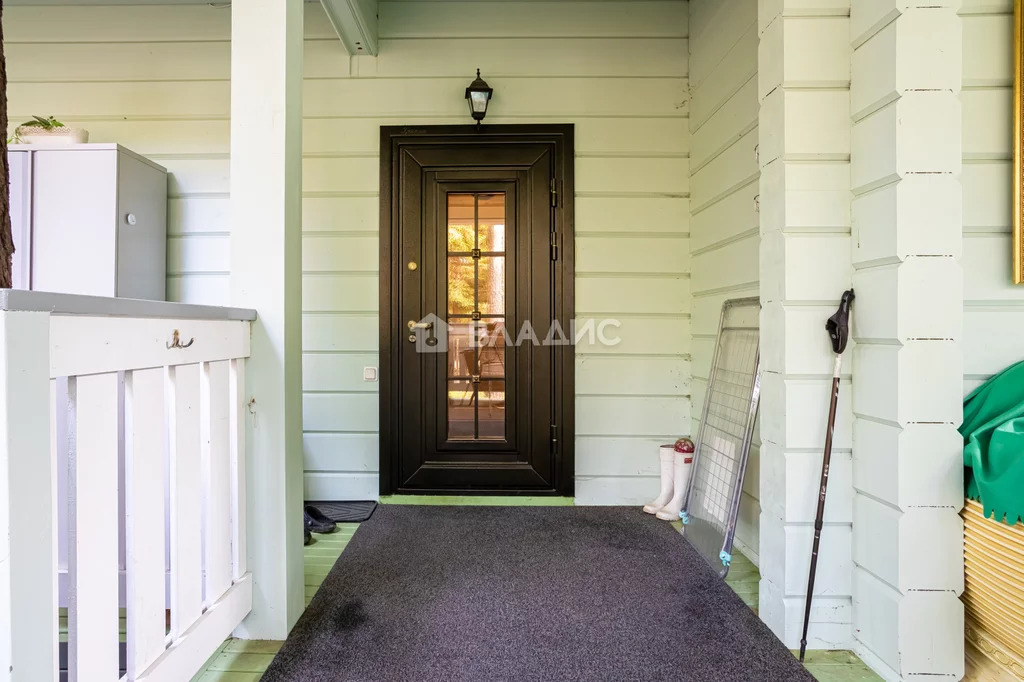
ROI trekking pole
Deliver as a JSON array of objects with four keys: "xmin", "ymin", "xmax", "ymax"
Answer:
[{"xmin": 799, "ymin": 289, "xmax": 854, "ymax": 663}]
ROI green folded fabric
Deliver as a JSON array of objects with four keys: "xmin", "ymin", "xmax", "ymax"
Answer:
[{"xmin": 961, "ymin": 359, "xmax": 1024, "ymax": 526}]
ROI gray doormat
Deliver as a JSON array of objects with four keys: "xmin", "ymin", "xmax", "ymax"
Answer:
[
  {"xmin": 262, "ymin": 506, "xmax": 812, "ymax": 682},
  {"xmin": 304, "ymin": 500, "xmax": 377, "ymax": 523}
]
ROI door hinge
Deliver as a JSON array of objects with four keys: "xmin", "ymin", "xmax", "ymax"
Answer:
[
  {"xmin": 550, "ymin": 424, "xmax": 558, "ymax": 453},
  {"xmin": 550, "ymin": 231, "xmax": 559, "ymax": 261},
  {"xmin": 550, "ymin": 178, "xmax": 558, "ymax": 207}
]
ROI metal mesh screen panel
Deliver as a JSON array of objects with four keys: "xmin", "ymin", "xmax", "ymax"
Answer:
[{"xmin": 680, "ymin": 297, "xmax": 761, "ymax": 578}]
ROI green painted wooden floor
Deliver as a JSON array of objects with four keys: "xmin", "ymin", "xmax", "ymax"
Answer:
[
  {"xmin": 193, "ymin": 501, "xmax": 880, "ymax": 681},
  {"xmin": 190, "ymin": 524, "xmax": 358, "ymax": 682}
]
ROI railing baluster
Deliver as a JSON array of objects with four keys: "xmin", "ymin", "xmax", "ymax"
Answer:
[
  {"xmin": 229, "ymin": 359, "xmax": 247, "ymax": 581},
  {"xmin": 168, "ymin": 364, "xmax": 204, "ymax": 638},
  {"xmin": 201, "ymin": 361, "xmax": 232, "ymax": 603},
  {"xmin": 67, "ymin": 373, "xmax": 121, "ymax": 681},
  {"xmin": 0, "ymin": 311, "xmax": 56, "ymax": 682},
  {"xmin": 124, "ymin": 368, "xmax": 168, "ymax": 679}
]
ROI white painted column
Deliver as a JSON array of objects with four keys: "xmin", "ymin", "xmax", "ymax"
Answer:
[
  {"xmin": 849, "ymin": 2, "xmax": 965, "ymax": 679},
  {"xmin": 0, "ymin": 311, "xmax": 57, "ymax": 681},
  {"xmin": 757, "ymin": 0, "xmax": 856, "ymax": 649},
  {"xmin": 229, "ymin": 0, "xmax": 305, "ymax": 639}
]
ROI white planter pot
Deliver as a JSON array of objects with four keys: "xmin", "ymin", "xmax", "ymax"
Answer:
[{"xmin": 15, "ymin": 126, "xmax": 89, "ymax": 145}]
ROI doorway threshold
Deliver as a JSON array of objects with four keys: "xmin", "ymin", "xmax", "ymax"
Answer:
[{"xmin": 379, "ymin": 495, "xmax": 575, "ymax": 506}]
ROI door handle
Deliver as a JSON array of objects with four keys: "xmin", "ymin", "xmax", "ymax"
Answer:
[{"xmin": 407, "ymin": 320, "xmax": 438, "ymax": 346}]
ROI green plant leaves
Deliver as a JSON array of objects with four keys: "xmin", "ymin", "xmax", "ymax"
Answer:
[{"xmin": 20, "ymin": 115, "xmax": 64, "ymax": 129}]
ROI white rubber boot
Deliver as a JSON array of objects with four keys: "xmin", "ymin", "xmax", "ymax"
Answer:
[
  {"xmin": 656, "ymin": 446, "xmax": 694, "ymax": 521},
  {"xmin": 642, "ymin": 445, "xmax": 675, "ymax": 514}
]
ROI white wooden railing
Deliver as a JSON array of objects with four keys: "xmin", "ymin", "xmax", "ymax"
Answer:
[{"xmin": 0, "ymin": 291, "xmax": 257, "ymax": 682}]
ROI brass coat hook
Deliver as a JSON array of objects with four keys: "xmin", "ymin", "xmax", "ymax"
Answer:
[{"xmin": 167, "ymin": 329, "xmax": 195, "ymax": 349}]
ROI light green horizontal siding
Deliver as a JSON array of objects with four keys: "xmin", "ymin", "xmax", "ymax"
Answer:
[{"xmin": 7, "ymin": 0, "xmax": 692, "ymax": 504}]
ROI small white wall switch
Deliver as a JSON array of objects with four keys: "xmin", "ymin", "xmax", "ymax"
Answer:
[{"xmin": 363, "ymin": 367, "xmax": 378, "ymax": 382}]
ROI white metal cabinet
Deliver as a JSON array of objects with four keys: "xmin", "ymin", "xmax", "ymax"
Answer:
[{"xmin": 7, "ymin": 144, "xmax": 167, "ymax": 300}]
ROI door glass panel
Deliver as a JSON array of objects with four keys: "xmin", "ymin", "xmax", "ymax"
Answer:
[
  {"xmin": 478, "ymin": 380, "xmax": 506, "ymax": 440},
  {"xmin": 447, "ymin": 194, "xmax": 475, "ymax": 252},
  {"xmin": 447, "ymin": 322, "xmax": 477, "ymax": 376},
  {"xmin": 447, "ymin": 380, "xmax": 475, "ymax": 440},
  {"xmin": 478, "ymin": 322, "xmax": 505, "ymax": 378},
  {"xmin": 477, "ymin": 256, "xmax": 505, "ymax": 315},
  {"xmin": 477, "ymin": 193, "xmax": 506, "ymax": 252},
  {"xmin": 447, "ymin": 257, "xmax": 475, "ymax": 315},
  {"xmin": 446, "ymin": 192, "xmax": 507, "ymax": 441}
]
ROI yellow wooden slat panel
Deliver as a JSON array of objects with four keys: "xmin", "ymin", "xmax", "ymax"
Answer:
[
  {"xmin": 962, "ymin": 589, "xmax": 1024, "ymax": 660},
  {"xmin": 965, "ymin": 520, "xmax": 1024, "ymax": 559},
  {"xmin": 965, "ymin": 551, "xmax": 1024, "ymax": 599},
  {"xmin": 961, "ymin": 500, "xmax": 1024, "ymax": 661}
]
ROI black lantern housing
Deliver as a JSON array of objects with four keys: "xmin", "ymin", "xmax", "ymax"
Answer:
[{"xmin": 465, "ymin": 69, "xmax": 493, "ymax": 124}]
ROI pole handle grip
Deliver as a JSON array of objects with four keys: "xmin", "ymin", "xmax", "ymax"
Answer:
[{"xmin": 826, "ymin": 289, "xmax": 855, "ymax": 355}]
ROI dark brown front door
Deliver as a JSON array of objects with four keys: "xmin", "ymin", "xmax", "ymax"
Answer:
[{"xmin": 379, "ymin": 125, "xmax": 574, "ymax": 495}]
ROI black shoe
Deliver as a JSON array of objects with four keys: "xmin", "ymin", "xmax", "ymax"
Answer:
[
  {"xmin": 304, "ymin": 527, "xmax": 313, "ymax": 546},
  {"xmin": 304, "ymin": 505, "xmax": 337, "ymax": 534}
]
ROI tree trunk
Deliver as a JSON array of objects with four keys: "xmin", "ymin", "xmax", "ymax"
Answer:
[{"xmin": 0, "ymin": 0, "xmax": 14, "ymax": 289}]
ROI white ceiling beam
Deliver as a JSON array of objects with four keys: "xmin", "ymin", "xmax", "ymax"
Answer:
[{"xmin": 320, "ymin": 0, "xmax": 378, "ymax": 56}]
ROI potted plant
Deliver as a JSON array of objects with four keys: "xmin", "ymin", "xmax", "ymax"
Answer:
[{"xmin": 11, "ymin": 116, "xmax": 89, "ymax": 145}]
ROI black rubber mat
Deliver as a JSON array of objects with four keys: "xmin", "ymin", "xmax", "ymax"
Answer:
[{"xmin": 304, "ymin": 500, "xmax": 377, "ymax": 523}]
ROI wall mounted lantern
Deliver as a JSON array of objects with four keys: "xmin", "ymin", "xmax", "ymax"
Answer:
[{"xmin": 465, "ymin": 69, "xmax": 493, "ymax": 124}]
